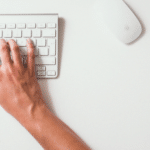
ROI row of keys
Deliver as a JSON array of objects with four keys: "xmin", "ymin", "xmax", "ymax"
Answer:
[
  {"xmin": 18, "ymin": 47, "xmax": 56, "ymax": 56},
  {"xmin": 0, "ymin": 55, "xmax": 56, "ymax": 65},
  {"xmin": 35, "ymin": 57, "xmax": 56, "ymax": 65},
  {"xmin": 0, "ymin": 56, "xmax": 56, "ymax": 65},
  {"xmin": 0, "ymin": 58, "xmax": 56, "ymax": 76},
  {"xmin": 0, "ymin": 29, "xmax": 55, "ymax": 38},
  {"xmin": 0, "ymin": 23, "xmax": 56, "ymax": 29},
  {"xmin": 8, "ymin": 38, "xmax": 56, "ymax": 47},
  {"xmin": 36, "ymin": 70, "xmax": 56, "ymax": 76}
]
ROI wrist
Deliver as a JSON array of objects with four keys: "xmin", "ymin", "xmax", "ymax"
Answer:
[{"xmin": 21, "ymin": 102, "xmax": 51, "ymax": 132}]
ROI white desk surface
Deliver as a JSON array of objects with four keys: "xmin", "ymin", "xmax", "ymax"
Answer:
[{"xmin": 0, "ymin": 0, "xmax": 150, "ymax": 149}]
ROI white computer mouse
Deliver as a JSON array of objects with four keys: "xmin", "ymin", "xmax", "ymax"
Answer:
[{"xmin": 91, "ymin": 0, "xmax": 142, "ymax": 44}]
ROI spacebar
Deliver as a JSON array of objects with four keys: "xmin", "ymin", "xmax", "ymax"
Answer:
[{"xmin": 35, "ymin": 57, "xmax": 55, "ymax": 65}]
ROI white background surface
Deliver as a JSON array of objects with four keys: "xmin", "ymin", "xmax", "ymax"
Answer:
[{"xmin": 0, "ymin": 0, "xmax": 150, "ymax": 149}]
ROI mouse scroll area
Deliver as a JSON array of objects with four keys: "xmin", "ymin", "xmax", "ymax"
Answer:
[{"xmin": 91, "ymin": 0, "xmax": 142, "ymax": 44}]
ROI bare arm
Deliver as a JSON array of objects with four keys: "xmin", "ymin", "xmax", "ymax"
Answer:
[{"xmin": 0, "ymin": 39, "xmax": 91, "ymax": 150}]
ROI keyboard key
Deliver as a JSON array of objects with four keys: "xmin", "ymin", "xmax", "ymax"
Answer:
[
  {"xmin": 23, "ymin": 29, "xmax": 31, "ymax": 37},
  {"xmin": 17, "ymin": 39, "xmax": 26, "ymax": 46},
  {"xmin": 32, "ymin": 30, "xmax": 41, "ymax": 37},
  {"xmin": 0, "ymin": 30, "xmax": 2, "ymax": 38},
  {"xmin": 39, "ymin": 47, "xmax": 49, "ymax": 56},
  {"xmin": 3, "ymin": 30, "xmax": 12, "ymax": 38},
  {"xmin": 13, "ymin": 29, "xmax": 22, "ymax": 37},
  {"xmin": 37, "ymin": 39, "xmax": 45, "ymax": 46},
  {"xmin": 27, "ymin": 23, "xmax": 36, "ymax": 29},
  {"xmin": 37, "ymin": 70, "xmax": 46, "ymax": 76},
  {"xmin": 42, "ymin": 29, "xmax": 55, "ymax": 37},
  {"xmin": 47, "ymin": 38, "xmax": 55, "ymax": 46},
  {"xmin": 36, "ymin": 66, "xmax": 46, "ymax": 71},
  {"xmin": 17, "ymin": 23, "xmax": 26, "ymax": 29},
  {"xmin": 7, "ymin": 24, "xmax": 16, "ymax": 29},
  {"xmin": 47, "ymin": 23, "xmax": 55, "ymax": 28},
  {"xmin": 0, "ymin": 24, "xmax": 5, "ymax": 29},
  {"xmin": 37, "ymin": 23, "xmax": 45, "ymax": 28},
  {"xmin": 47, "ymin": 39, "xmax": 56, "ymax": 55},
  {"xmin": 47, "ymin": 70, "xmax": 56, "ymax": 76},
  {"xmin": 35, "ymin": 57, "xmax": 55, "ymax": 65},
  {"xmin": 19, "ymin": 47, "xmax": 28, "ymax": 55}
]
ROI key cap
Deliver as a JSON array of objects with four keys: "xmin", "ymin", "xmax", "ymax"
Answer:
[
  {"xmin": 36, "ymin": 66, "xmax": 46, "ymax": 71},
  {"xmin": 37, "ymin": 39, "xmax": 45, "ymax": 46},
  {"xmin": 7, "ymin": 24, "xmax": 16, "ymax": 29},
  {"xmin": 13, "ymin": 29, "xmax": 22, "ymax": 37},
  {"xmin": 27, "ymin": 23, "xmax": 35, "ymax": 29},
  {"xmin": 3, "ymin": 30, "xmax": 12, "ymax": 38},
  {"xmin": 47, "ymin": 23, "xmax": 55, "ymax": 28},
  {"xmin": 47, "ymin": 39, "xmax": 56, "ymax": 55},
  {"xmin": 23, "ymin": 29, "xmax": 31, "ymax": 37},
  {"xmin": 47, "ymin": 70, "xmax": 56, "ymax": 76},
  {"xmin": 37, "ymin": 70, "xmax": 46, "ymax": 76},
  {"xmin": 32, "ymin": 30, "xmax": 41, "ymax": 37},
  {"xmin": 39, "ymin": 47, "xmax": 49, "ymax": 56},
  {"xmin": 19, "ymin": 47, "xmax": 28, "ymax": 55},
  {"xmin": 35, "ymin": 57, "xmax": 55, "ymax": 65},
  {"xmin": 47, "ymin": 38, "xmax": 55, "ymax": 46},
  {"xmin": 42, "ymin": 29, "xmax": 55, "ymax": 37},
  {"xmin": 0, "ymin": 30, "xmax": 2, "ymax": 38},
  {"xmin": 0, "ymin": 24, "xmax": 5, "ymax": 29},
  {"xmin": 37, "ymin": 23, "xmax": 45, "ymax": 28},
  {"xmin": 17, "ymin": 23, "xmax": 25, "ymax": 29},
  {"xmin": 17, "ymin": 39, "xmax": 26, "ymax": 46}
]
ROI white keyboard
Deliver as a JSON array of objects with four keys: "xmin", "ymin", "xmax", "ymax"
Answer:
[{"xmin": 0, "ymin": 14, "xmax": 58, "ymax": 79}]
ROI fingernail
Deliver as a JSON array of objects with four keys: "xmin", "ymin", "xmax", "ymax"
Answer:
[{"xmin": 27, "ymin": 38, "xmax": 33, "ymax": 43}]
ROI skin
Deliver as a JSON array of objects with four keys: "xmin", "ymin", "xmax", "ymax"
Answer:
[{"xmin": 0, "ymin": 39, "xmax": 91, "ymax": 150}]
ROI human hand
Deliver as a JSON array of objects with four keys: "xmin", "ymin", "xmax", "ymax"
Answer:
[
  {"xmin": 0, "ymin": 39, "xmax": 45, "ymax": 124},
  {"xmin": 0, "ymin": 39, "xmax": 91, "ymax": 150}
]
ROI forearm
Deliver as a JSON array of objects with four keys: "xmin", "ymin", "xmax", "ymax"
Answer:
[{"xmin": 22, "ymin": 103, "xmax": 91, "ymax": 150}]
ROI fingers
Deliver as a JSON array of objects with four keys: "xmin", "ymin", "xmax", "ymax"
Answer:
[
  {"xmin": 26, "ymin": 39, "xmax": 35, "ymax": 76},
  {"xmin": 0, "ymin": 39, "xmax": 12, "ymax": 67},
  {"xmin": 7, "ymin": 39, "xmax": 23, "ymax": 69}
]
